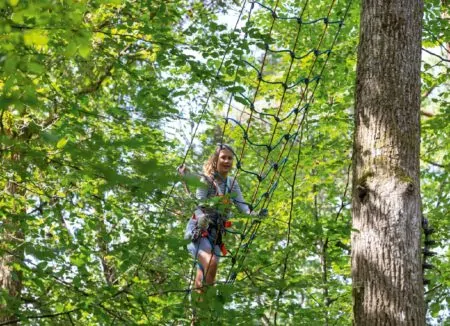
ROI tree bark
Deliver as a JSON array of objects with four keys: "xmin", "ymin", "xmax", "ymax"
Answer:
[
  {"xmin": 442, "ymin": 0, "xmax": 450, "ymax": 61},
  {"xmin": 98, "ymin": 213, "xmax": 117, "ymax": 286},
  {"xmin": 352, "ymin": 0, "xmax": 425, "ymax": 325},
  {"xmin": 0, "ymin": 179, "xmax": 24, "ymax": 324}
]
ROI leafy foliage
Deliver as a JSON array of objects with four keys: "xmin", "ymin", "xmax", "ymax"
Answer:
[{"xmin": 0, "ymin": 0, "xmax": 448, "ymax": 324}]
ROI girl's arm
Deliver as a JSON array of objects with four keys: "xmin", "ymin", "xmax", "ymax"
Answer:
[
  {"xmin": 231, "ymin": 180, "xmax": 251, "ymax": 214},
  {"xmin": 178, "ymin": 165, "xmax": 212, "ymax": 200},
  {"xmin": 196, "ymin": 175, "xmax": 215, "ymax": 201},
  {"xmin": 177, "ymin": 164, "xmax": 195, "ymax": 198}
]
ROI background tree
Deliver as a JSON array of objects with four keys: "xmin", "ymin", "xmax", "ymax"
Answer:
[
  {"xmin": 351, "ymin": 0, "xmax": 425, "ymax": 324},
  {"xmin": 420, "ymin": 1, "xmax": 450, "ymax": 323},
  {"xmin": 0, "ymin": 0, "xmax": 234, "ymax": 323},
  {"xmin": 0, "ymin": 0, "xmax": 449, "ymax": 324}
]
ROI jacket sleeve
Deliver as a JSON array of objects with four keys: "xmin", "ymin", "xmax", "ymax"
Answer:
[
  {"xmin": 231, "ymin": 180, "xmax": 251, "ymax": 214},
  {"xmin": 196, "ymin": 175, "xmax": 214, "ymax": 201}
]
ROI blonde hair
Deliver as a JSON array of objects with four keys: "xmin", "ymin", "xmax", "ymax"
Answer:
[{"xmin": 203, "ymin": 144, "xmax": 234, "ymax": 177}]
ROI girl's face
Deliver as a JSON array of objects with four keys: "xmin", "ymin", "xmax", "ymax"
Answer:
[{"xmin": 216, "ymin": 149, "xmax": 234, "ymax": 177}]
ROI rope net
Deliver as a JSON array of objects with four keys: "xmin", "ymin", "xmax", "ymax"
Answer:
[{"xmin": 159, "ymin": 0, "xmax": 355, "ymax": 322}]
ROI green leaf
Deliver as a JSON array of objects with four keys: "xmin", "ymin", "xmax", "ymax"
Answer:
[
  {"xmin": 8, "ymin": 0, "xmax": 19, "ymax": 7},
  {"xmin": 27, "ymin": 61, "xmax": 45, "ymax": 75},
  {"xmin": 56, "ymin": 137, "xmax": 68, "ymax": 149},
  {"xmin": 78, "ymin": 43, "xmax": 91, "ymax": 58},
  {"xmin": 23, "ymin": 30, "xmax": 48, "ymax": 47},
  {"xmin": 234, "ymin": 95, "xmax": 249, "ymax": 106}
]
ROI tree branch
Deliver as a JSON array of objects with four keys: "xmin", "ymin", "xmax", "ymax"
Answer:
[
  {"xmin": 421, "ymin": 110, "xmax": 435, "ymax": 117},
  {"xmin": 422, "ymin": 159, "xmax": 449, "ymax": 169},
  {"xmin": 421, "ymin": 84, "xmax": 437, "ymax": 103},
  {"xmin": 0, "ymin": 309, "xmax": 79, "ymax": 326},
  {"xmin": 422, "ymin": 47, "xmax": 450, "ymax": 63},
  {"xmin": 76, "ymin": 44, "xmax": 131, "ymax": 96},
  {"xmin": 0, "ymin": 108, "xmax": 5, "ymax": 135}
]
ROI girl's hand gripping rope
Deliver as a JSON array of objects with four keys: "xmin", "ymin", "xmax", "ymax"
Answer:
[{"xmin": 177, "ymin": 164, "xmax": 188, "ymax": 176}]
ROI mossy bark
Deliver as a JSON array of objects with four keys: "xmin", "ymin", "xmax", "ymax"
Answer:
[{"xmin": 352, "ymin": 0, "xmax": 425, "ymax": 325}]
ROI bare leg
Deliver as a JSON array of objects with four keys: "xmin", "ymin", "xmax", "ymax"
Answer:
[
  {"xmin": 191, "ymin": 250, "xmax": 218, "ymax": 325},
  {"xmin": 194, "ymin": 267, "xmax": 204, "ymax": 291},
  {"xmin": 197, "ymin": 250, "xmax": 218, "ymax": 286}
]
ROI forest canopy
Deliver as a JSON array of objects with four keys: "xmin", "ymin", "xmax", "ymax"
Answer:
[{"xmin": 0, "ymin": 0, "xmax": 449, "ymax": 324}]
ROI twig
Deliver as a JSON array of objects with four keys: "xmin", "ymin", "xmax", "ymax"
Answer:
[
  {"xmin": 0, "ymin": 309, "xmax": 79, "ymax": 326},
  {"xmin": 422, "ymin": 48, "xmax": 450, "ymax": 63}
]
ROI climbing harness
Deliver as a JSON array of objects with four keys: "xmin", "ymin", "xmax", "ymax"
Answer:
[{"xmin": 186, "ymin": 174, "xmax": 234, "ymax": 257}]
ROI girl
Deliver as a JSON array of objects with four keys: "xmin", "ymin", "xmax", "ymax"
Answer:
[{"xmin": 182, "ymin": 144, "xmax": 250, "ymax": 291}]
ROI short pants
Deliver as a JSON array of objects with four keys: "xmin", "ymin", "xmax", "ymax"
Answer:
[{"xmin": 187, "ymin": 237, "xmax": 221, "ymax": 261}]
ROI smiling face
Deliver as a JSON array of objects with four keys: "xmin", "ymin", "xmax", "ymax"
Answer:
[{"xmin": 216, "ymin": 148, "xmax": 234, "ymax": 178}]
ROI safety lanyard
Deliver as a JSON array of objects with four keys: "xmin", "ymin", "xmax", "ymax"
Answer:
[{"xmin": 212, "ymin": 177, "xmax": 231, "ymax": 196}]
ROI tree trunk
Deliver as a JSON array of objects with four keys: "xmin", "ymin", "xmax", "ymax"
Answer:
[
  {"xmin": 442, "ymin": 0, "xmax": 450, "ymax": 61},
  {"xmin": 98, "ymin": 213, "xmax": 117, "ymax": 286},
  {"xmin": 352, "ymin": 0, "xmax": 425, "ymax": 325},
  {"xmin": 0, "ymin": 178, "xmax": 23, "ymax": 324}
]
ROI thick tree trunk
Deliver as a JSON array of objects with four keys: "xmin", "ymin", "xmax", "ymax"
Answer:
[{"xmin": 352, "ymin": 0, "xmax": 425, "ymax": 325}]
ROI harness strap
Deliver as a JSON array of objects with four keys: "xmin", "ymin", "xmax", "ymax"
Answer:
[
  {"xmin": 198, "ymin": 174, "xmax": 234, "ymax": 253},
  {"xmin": 220, "ymin": 243, "xmax": 227, "ymax": 256},
  {"xmin": 206, "ymin": 175, "xmax": 232, "ymax": 196}
]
